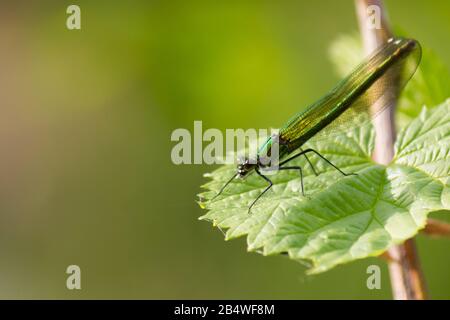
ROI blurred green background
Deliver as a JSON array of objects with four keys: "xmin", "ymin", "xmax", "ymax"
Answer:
[{"xmin": 0, "ymin": 0, "xmax": 448, "ymax": 299}]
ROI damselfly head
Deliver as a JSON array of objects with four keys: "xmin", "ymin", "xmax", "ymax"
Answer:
[{"xmin": 237, "ymin": 158, "xmax": 256, "ymax": 179}]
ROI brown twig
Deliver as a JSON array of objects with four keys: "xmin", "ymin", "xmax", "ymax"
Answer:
[
  {"xmin": 354, "ymin": 0, "xmax": 428, "ymax": 300},
  {"xmin": 422, "ymin": 218, "xmax": 450, "ymax": 238}
]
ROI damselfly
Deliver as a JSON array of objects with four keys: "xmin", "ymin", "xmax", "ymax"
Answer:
[{"xmin": 212, "ymin": 38, "xmax": 421, "ymax": 213}]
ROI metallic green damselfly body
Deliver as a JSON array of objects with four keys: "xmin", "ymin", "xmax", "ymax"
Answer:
[{"xmin": 213, "ymin": 38, "xmax": 421, "ymax": 212}]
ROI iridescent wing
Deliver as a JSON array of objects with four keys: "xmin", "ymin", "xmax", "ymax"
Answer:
[{"xmin": 278, "ymin": 38, "xmax": 421, "ymax": 151}]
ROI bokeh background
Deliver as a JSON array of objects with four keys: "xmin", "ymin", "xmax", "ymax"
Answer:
[{"xmin": 0, "ymin": 0, "xmax": 449, "ymax": 299}]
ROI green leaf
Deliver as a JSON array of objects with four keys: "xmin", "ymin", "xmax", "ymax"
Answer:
[
  {"xmin": 198, "ymin": 100, "xmax": 450, "ymax": 274},
  {"xmin": 329, "ymin": 33, "xmax": 450, "ymax": 128},
  {"xmin": 397, "ymin": 49, "xmax": 450, "ymax": 125},
  {"xmin": 328, "ymin": 33, "xmax": 363, "ymax": 77}
]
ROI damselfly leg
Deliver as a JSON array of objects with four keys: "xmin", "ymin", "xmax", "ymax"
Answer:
[
  {"xmin": 299, "ymin": 147, "xmax": 318, "ymax": 176},
  {"xmin": 248, "ymin": 148, "xmax": 355, "ymax": 213},
  {"xmin": 279, "ymin": 148, "xmax": 355, "ymax": 177},
  {"xmin": 249, "ymin": 165, "xmax": 305, "ymax": 214},
  {"xmin": 248, "ymin": 168, "xmax": 273, "ymax": 213}
]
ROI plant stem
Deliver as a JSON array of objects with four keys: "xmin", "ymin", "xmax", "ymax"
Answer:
[
  {"xmin": 354, "ymin": 0, "xmax": 428, "ymax": 300},
  {"xmin": 422, "ymin": 218, "xmax": 450, "ymax": 238}
]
